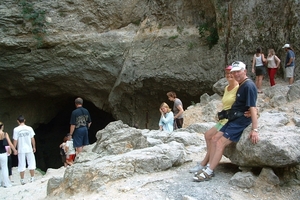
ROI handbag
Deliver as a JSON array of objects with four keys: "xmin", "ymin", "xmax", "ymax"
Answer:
[{"xmin": 217, "ymin": 110, "xmax": 229, "ymax": 120}]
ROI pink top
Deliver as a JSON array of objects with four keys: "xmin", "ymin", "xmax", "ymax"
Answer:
[{"xmin": 5, "ymin": 146, "xmax": 11, "ymax": 156}]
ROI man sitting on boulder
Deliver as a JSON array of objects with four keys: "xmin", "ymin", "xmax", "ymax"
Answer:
[{"xmin": 193, "ymin": 61, "xmax": 259, "ymax": 182}]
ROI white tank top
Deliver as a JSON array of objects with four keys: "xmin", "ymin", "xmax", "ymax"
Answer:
[{"xmin": 255, "ymin": 54, "xmax": 263, "ymax": 66}]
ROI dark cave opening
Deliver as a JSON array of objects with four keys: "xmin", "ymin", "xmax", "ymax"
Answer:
[{"xmin": 20, "ymin": 98, "xmax": 116, "ymax": 172}]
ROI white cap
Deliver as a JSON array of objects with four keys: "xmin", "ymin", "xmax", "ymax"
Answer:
[
  {"xmin": 230, "ymin": 61, "xmax": 246, "ymax": 72},
  {"xmin": 282, "ymin": 44, "xmax": 290, "ymax": 48}
]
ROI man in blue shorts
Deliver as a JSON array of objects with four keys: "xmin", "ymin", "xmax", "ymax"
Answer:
[
  {"xmin": 69, "ymin": 97, "xmax": 92, "ymax": 155},
  {"xmin": 194, "ymin": 61, "xmax": 259, "ymax": 182}
]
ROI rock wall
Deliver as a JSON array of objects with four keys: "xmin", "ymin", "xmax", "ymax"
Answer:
[{"xmin": 1, "ymin": 0, "xmax": 300, "ymax": 132}]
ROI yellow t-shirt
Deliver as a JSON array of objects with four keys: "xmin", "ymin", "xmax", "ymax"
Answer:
[{"xmin": 219, "ymin": 84, "xmax": 239, "ymax": 125}]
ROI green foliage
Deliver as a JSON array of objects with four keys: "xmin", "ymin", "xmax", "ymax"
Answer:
[
  {"xmin": 198, "ymin": 22, "xmax": 219, "ymax": 49},
  {"xmin": 158, "ymin": 23, "xmax": 162, "ymax": 29},
  {"xmin": 19, "ymin": 0, "xmax": 47, "ymax": 48},
  {"xmin": 198, "ymin": 23, "xmax": 209, "ymax": 38},
  {"xmin": 169, "ymin": 35, "xmax": 178, "ymax": 40},
  {"xmin": 132, "ymin": 19, "xmax": 141, "ymax": 26},
  {"xmin": 255, "ymin": 20, "xmax": 264, "ymax": 29},
  {"xmin": 187, "ymin": 42, "xmax": 195, "ymax": 51},
  {"xmin": 177, "ymin": 26, "xmax": 183, "ymax": 34},
  {"xmin": 207, "ymin": 27, "xmax": 219, "ymax": 49}
]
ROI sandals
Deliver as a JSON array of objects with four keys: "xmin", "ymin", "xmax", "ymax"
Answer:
[
  {"xmin": 193, "ymin": 171, "xmax": 213, "ymax": 182},
  {"xmin": 194, "ymin": 169, "xmax": 215, "ymax": 177}
]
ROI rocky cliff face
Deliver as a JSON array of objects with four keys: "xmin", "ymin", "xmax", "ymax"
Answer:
[{"xmin": 1, "ymin": 0, "xmax": 300, "ymax": 169}]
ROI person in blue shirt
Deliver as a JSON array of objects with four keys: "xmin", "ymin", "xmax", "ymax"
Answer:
[
  {"xmin": 193, "ymin": 61, "xmax": 259, "ymax": 182},
  {"xmin": 282, "ymin": 44, "xmax": 296, "ymax": 86},
  {"xmin": 158, "ymin": 102, "xmax": 174, "ymax": 132},
  {"xmin": 69, "ymin": 97, "xmax": 92, "ymax": 155}
]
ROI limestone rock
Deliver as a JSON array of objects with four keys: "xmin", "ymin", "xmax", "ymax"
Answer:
[
  {"xmin": 258, "ymin": 168, "xmax": 280, "ymax": 186},
  {"xmin": 49, "ymin": 141, "xmax": 187, "ymax": 195},
  {"xmin": 93, "ymin": 120, "xmax": 148, "ymax": 156},
  {"xmin": 2, "ymin": 0, "xmax": 300, "ymax": 134},
  {"xmin": 229, "ymin": 172, "xmax": 256, "ymax": 189}
]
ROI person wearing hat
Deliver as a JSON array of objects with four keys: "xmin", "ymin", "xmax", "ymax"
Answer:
[
  {"xmin": 282, "ymin": 44, "xmax": 295, "ymax": 85},
  {"xmin": 193, "ymin": 61, "xmax": 258, "ymax": 182},
  {"xmin": 189, "ymin": 65, "xmax": 239, "ymax": 173}
]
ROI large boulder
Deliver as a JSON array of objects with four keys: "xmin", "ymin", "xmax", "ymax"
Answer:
[
  {"xmin": 93, "ymin": 120, "xmax": 148, "ymax": 156},
  {"xmin": 48, "ymin": 141, "xmax": 187, "ymax": 196},
  {"xmin": 224, "ymin": 112, "xmax": 300, "ymax": 167}
]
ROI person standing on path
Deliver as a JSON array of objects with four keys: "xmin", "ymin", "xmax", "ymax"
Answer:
[
  {"xmin": 266, "ymin": 49, "xmax": 281, "ymax": 86},
  {"xmin": 13, "ymin": 115, "xmax": 36, "ymax": 185},
  {"xmin": 65, "ymin": 133, "xmax": 76, "ymax": 165},
  {"xmin": 252, "ymin": 47, "xmax": 266, "ymax": 93},
  {"xmin": 282, "ymin": 44, "xmax": 296, "ymax": 86},
  {"xmin": 69, "ymin": 97, "xmax": 92, "ymax": 155},
  {"xmin": 167, "ymin": 92, "xmax": 184, "ymax": 129},
  {"xmin": 0, "ymin": 122, "xmax": 17, "ymax": 188}
]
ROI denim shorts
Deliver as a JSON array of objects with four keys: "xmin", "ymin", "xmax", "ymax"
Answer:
[
  {"xmin": 220, "ymin": 116, "xmax": 251, "ymax": 142},
  {"xmin": 73, "ymin": 126, "xmax": 89, "ymax": 148}
]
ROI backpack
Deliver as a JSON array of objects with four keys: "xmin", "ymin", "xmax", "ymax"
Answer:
[{"xmin": 60, "ymin": 146, "xmax": 66, "ymax": 156}]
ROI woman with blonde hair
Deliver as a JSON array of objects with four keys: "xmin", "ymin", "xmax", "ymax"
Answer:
[
  {"xmin": 158, "ymin": 102, "xmax": 174, "ymax": 132},
  {"xmin": 190, "ymin": 65, "xmax": 239, "ymax": 174},
  {"xmin": 267, "ymin": 49, "xmax": 281, "ymax": 86},
  {"xmin": 0, "ymin": 122, "xmax": 17, "ymax": 187}
]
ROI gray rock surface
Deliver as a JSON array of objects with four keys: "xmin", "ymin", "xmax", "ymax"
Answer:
[{"xmin": 1, "ymin": 0, "xmax": 300, "ymax": 133}]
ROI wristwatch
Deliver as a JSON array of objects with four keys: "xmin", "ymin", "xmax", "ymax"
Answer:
[{"xmin": 252, "ymin": 128, "xmax": 258, "ymax": 132}]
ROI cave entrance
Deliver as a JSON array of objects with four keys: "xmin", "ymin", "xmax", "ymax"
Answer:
[{"xmin": 31, "ymin": 98, "xmax": 115, "ymax": 172}]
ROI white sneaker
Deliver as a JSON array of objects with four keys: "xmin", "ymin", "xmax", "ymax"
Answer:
[
  {"xmin": 30, "ymin": 177, "xmax": 35, "ymax": 183},
  {"xmin": 189, "ymin": 162, "xmax": 204, "ymax": 173},
  {"xmin": 20, "ymin": 179, "xmax": 26, "ymax": 185}
]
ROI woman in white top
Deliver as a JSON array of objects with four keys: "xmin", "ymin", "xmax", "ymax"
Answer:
[
  {"xmin": 252, "ymin": 48, "xmax": 266, "ymax": 93},
  {"xmin": 266, "ymin": 49, "xmax": 281, "ymax": 86}
]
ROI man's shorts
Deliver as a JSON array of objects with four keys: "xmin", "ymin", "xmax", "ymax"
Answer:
[
  {"xmin": 286, "ymin": 66, "xmax": 295, "ymax": 78},
  {"xmin": 73, "ymin": 126, "xmax": 89, "ymax": 148},
  {"xmin": 255, "ymin": 65, "xmax": 266, "ymax": 76},
  {"xmin": 220, "ymin": 116, "xmax": 252, "ymax": 142},
  {"xmin": 18, "ymin": 152, "xmax": 36, "ymax": 172}
]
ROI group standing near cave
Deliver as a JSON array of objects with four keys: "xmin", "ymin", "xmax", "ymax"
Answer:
[
  {"xmin": 0, "ymin": 43, "xmax": 296, "ymax": 187},
  {"xmin": 0, "ymin": 115, "xmax": 37, "ymax": 187},
  {"xmin": 252, "ymin": 43, "xmax": 295, "ymax": 92}
]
